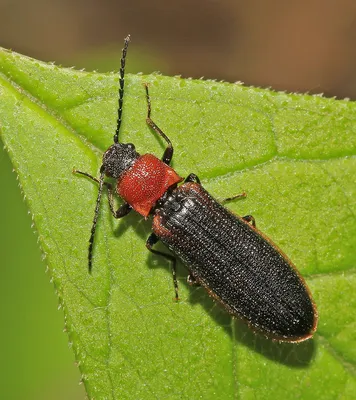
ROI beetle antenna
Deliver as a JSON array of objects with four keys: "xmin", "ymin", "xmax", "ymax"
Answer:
[
  {"xmin": 88, "ymin": 168, "xmax": 106, "ymax": 272},
  {"xmin": 114, "ymin": 34, "xmax": 130, "ymax": 144}
]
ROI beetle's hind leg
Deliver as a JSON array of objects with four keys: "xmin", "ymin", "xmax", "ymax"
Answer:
[{"xmin": 146, "ymin": 233, "xmax": 179, "ymax": 301}]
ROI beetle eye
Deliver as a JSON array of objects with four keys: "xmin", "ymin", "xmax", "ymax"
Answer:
[{"xmin": 127, "ymin": 143, "xmax": 135, "ymax": 150}]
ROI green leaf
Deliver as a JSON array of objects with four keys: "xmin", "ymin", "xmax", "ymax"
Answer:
[{"xmin": 0, "ymin": 48, "xmax": 355, "ymax": 400}]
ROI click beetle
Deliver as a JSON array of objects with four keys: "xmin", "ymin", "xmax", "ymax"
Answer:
[{"xmin": 74, "ymin": 35, "xmax": 318, "ymax": 342}]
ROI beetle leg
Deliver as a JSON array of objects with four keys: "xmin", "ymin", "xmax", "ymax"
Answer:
[
  {"xmin": 146, "ymin": 233, "xmax": 179, "ymax": 300},
  {"xmin": 184, "ymin": 173, "xmax": 201, "ymax": 184},
  {"xmin": 184, "ymin": 173, "xmax": 246, "ymax": 205},
  {"xmin": 242, "ymin": 214, "xmax": 256, "ymax": 228},
  {"xmin": 113, "ymin": 202, "xmax": 132, "ymax": 218},
  {"xmin": 144, "ymin": 84, "xmax": 174, "ymax": 166},
  {"xmin": 74, "ymin": 169, "xmax": 132, "ymax": 218},
  {"xmin": 187, "ymin": 273, "xmax": 200, "ymax": 286},
  {"xmin": 105, "ymin": 182, "xmax": 132, "ymax": 218},
  {"xmin": 222, "ymin": 192, "xmax": 247, "ymax": 203}
]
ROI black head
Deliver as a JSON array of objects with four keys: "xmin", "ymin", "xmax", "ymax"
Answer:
[{"xmin": 102, "ymin": 142, "xmax": 139, "ymax": 179}]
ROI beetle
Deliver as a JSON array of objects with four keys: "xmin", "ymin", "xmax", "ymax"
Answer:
[{"xmin": 74, "ymin": 35, "xmax": 318, "ymax": 342}]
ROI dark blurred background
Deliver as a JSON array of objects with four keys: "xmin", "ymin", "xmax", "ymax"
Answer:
[
  {"xmin": 3, "ymin": 0, "xmax": 356, "ymax": 97},
  {"xmin": 1, "ymin": 1, "xmax": 356, "ymax": 399}
]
